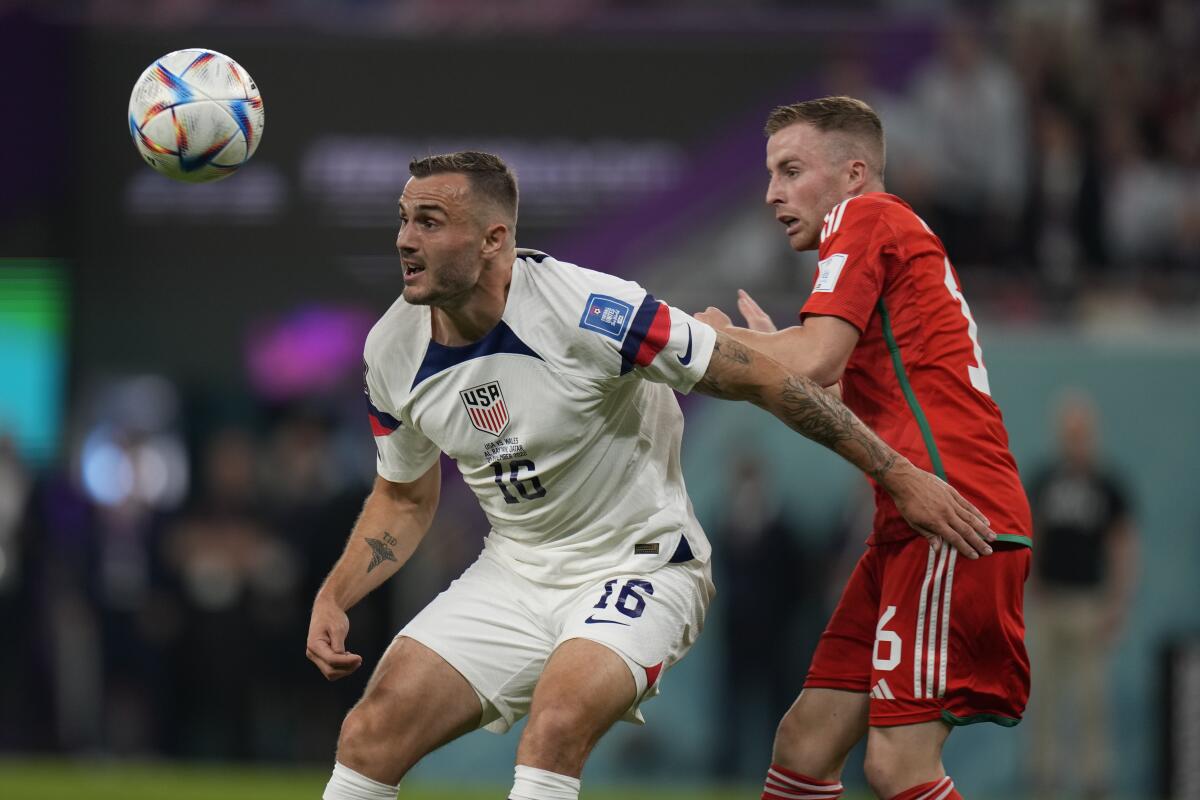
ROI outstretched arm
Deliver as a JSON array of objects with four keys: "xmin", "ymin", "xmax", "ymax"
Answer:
[
  {"xmin": 306, "ymin": 464, "xmax": 441, "ymax": 680},
  {"xmin": 696, "ymin": 292, "xmax": 860, "ymax": 387},
  {"xmin": 693, "ymin": 332, "xmax": 995, "ymax": 558}
]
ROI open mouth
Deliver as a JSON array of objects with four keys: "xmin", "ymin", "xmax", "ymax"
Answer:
[
  {"xmin": 777, "ymin": 215, "xmax": 801, "ymax": 235},
  {"xmin": 403, "ymin": 263, "xmax": 426, "ymax": 278}
]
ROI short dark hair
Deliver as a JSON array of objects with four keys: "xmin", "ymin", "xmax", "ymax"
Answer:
[
  {"xmin": 764, "ymin": 96, "xmax": 885, "ymax": 178},
  {"xmin": 408, "ymin": 150, "xmax": 518, "ymax": 225}
]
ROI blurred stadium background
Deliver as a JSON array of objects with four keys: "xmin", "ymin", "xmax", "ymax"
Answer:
[{"xmin": 1, "ymin": 0, "xmax": 1198, "ymax": 798}]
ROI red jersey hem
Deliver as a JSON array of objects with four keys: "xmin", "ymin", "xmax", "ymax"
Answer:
[{"xmin": 804, "ymin": 677, "xmax": 870, "ymax": 693}]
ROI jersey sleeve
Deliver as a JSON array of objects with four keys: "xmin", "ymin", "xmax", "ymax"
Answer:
[
  {"xmin": 567, "ymin": 272, "xmax": 716, "ymax": 392},
  {"xmin": 800, "ymin": 198, "xmax": 890, "ymax": 333},
  {"xmin": 611, "ymin": 294, "xmax": 718, "ymax": 393},
  {"xmin": 363, "ymin": 361, "xmax": 440, "ymax": 484}
]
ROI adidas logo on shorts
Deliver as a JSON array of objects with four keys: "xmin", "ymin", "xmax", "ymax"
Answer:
[{"xmin": 869, "ymin": 678, "xmax": 896, "ymax": 700}]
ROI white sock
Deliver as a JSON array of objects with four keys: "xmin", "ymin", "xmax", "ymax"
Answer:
[
  {"xmin": 509, "ymin": 765, "xmax": 581, "ymax": 800},
  {"xmin": 322, "ymin": 761, "xmax": 398, "ymax": 800}
]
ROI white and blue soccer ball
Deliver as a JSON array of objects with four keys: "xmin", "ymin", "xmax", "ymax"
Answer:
[{"xmin": 128, "ymin": 48, "xmax": 265, "ymax": 183}]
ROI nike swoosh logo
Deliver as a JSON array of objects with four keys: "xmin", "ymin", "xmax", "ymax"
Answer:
[
  {"xmin": 584, "ymin": 615, "xmax": 630, "ymax": 626},
  {"xmin": 677, "ymin": 325, "xmax": 693, "ymax": 365}
]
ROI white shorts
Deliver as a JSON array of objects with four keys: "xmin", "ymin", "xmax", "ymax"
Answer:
[{"xmin": 398, "ymin": 544, "xmax": 715, "ymax": 734}]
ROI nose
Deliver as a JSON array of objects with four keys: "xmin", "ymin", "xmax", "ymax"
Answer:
[
  {"xmin": 765, "ymin": 174, "xmax": 784, "ymax": 206},
  {"xmin": 396, "ymin": 224, "xmax": 417, "ymax": 255}
]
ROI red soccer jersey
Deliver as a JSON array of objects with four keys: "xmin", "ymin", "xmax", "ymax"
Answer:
[{"xmin": 801, "ymin": 192, "xmax": 1032, "ymax": 547}]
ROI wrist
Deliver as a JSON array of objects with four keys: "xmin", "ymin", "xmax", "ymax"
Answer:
[
  {"xmin": 315, "ymin": 584, "xmax": 353, "ymax": 613},
  {"xmin": 876, "ymin": 455, "xmax": 915, "ymax": 491}
]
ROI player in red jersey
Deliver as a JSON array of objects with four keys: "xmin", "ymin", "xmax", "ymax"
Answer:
[{"xmin": 697, "ymin": 96, "xmax": 1032, "ymax": 800}]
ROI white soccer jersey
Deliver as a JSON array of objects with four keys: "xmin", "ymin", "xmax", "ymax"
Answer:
[{"xmin": 363, "ymin": 249, "xmax": 718, "ymax": 586}]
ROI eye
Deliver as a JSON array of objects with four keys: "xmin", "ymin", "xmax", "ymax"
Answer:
[
  {"xmin": 786, "ymin": 168, "xmax": 800, "ymax": 178},
  {"xmin": 421, "ymin": 219, "xmax": 437, "ymax": 229}
]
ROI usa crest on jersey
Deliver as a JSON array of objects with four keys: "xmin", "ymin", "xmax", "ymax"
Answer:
[{"xmin": 460, "ymin": 380, "xmax": 510, "ymax": 437}]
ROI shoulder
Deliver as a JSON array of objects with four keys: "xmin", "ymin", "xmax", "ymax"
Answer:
[
  {"xmin": 365, "ymin": 295, "xmax": 421, "ymax": 358},
  {"xmin": 820, "ymin": 194, "xmax": 887, "ymax": 246},
  {"xmin": 508, "ymin": 248, "xmax": 649, "ymax": 377},
  {"xmin": 364, "ymin": 296, "xmax": 428, "ymax": 399},
  {"xmin": 511, "ymin": 248, "xmax": 646, "ymax": 333},
  {"xmin": 515, "ymin": 248, "xmax": 641, "ymax": 298},
  {"xmin": 823, "ymin": 193, "xmax": 936, "ymax": 252}
]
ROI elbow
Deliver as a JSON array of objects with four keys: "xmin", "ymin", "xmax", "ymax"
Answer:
[{"xmin": 807, "ymin": 362, "xmax": 845, "ymax": 389}]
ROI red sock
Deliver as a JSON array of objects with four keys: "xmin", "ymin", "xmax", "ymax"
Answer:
[
  {"xmin": 762, "ymin": 763, "xmax": 843, "ymax": 799},
  {"xmin": 889, "ymin": 776, "xmax": 962, "ymax": 800}
]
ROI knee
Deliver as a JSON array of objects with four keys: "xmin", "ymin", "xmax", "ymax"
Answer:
[
  {"xmin": 862, "ymin": 749, "xmax": 895, "ymax": 798},
  {"xmin": 336, "ymin": 699, "xmax": 411, "ymax": 784},
  {"xmin": 519, "ymin": 704, "xmax": 594, "ymax": 772},
  {"xmin": 863, "ymin": 747, "xmax": 926, "ymax": 800},
  {"xmin": 771, "ymin": 707, "xmax": 844, "ymax": 782}
]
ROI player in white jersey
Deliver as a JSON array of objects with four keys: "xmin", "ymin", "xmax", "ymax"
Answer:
[{"xmin": 307, "ymin": 151, "xmax": 995, "ymax": 800}]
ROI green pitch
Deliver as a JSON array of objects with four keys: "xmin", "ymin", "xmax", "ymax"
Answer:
[{"xmin": 0, "ymin": 760, "xmax": 866, "ymax": 800}]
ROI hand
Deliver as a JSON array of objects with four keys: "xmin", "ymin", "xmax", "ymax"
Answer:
[
  {"xmin": 737, "ymin": 289, "xmax": 778, "ymax": 332},
  {"xmin": 881, "ymin": 460, "xmax": 996, "ymax": 559},
  {"xmin": 695, "ymin": 306, "xmax": 733, "ymax": 329},
  {"xmin": 306, "ymin": 595, "xmax": 363, "ymax": 681}
]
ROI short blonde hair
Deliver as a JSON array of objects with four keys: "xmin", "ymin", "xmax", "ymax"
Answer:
[{"xmin": 765, "ymin": 96, "xmax": 886, "ymax": 178}]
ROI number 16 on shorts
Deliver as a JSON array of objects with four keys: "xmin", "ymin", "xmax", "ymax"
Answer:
[{"xmin": 585, "ymin": 579, "xmax": 654, "ymax": 626}]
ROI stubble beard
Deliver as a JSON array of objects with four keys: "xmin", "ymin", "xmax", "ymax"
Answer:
[{"xmin": 403, "ymin": 255, "xmax": 478, "ymax": 308}]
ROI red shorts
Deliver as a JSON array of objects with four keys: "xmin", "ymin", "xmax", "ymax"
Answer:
[{"xmin": 805, "ymin": 537, "xmax": 1031, "ymax": 727}]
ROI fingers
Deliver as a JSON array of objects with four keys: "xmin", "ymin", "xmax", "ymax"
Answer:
[
  {"xmin": 736, "ymin": 289, "xmax": 777, "ymax": 332},
  {"xmin": 947, "ymin": 513, "xmax": 993, "ymax": 558},
  {"xmin": 306, "ymin": 636, "xmax": 363, "ymax": 681},
  {"xmin": 949, "ymin": 487, "xmax": 995, "ymax": 541},
  {"xmin": 696, "ymin": 306, "xmax": 732, "ymax": 328},
  {"xmin": 923, "ymin": 521, "xmax": 979, "ymax": 560},
  {"xmin": 921, "ymin": 512, "xmax": 992, "ymax": 560}
]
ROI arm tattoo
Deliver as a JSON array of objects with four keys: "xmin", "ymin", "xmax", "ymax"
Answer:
[
  {"xmin": 365, "ymin": 531, "xmax": 398, "ymax": 573},
  {"xmin": 694, "ymin": 335, "xmax": 756, "ymax": 399},
  {"xmin": 779, "ymin": 375, "xmax": 897, "ymax": 481},
  {"xmin": 694, "ymin": 331, "xmax": 898, "ymax": 481}
]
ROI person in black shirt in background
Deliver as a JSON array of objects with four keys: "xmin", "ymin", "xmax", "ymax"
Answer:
[
  {"xmin": 1026, "ymin": 391, "xmax": 1137, "ymax": 800},
  {"xmin": 713, "ymin": 454, "xmax": 808, "ymax": 781}
]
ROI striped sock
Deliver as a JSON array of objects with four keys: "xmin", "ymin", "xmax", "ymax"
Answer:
[
  {"xmin": 762, "ymin": 763, "xmax": 843, "ymax": 799},
  {"xmin": 889, "ymin": 776, "xmax": 962, "ymax": 800}
]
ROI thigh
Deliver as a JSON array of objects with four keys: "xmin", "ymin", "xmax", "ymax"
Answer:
[
  {"xmin": 347, "ymin": 635, "xmax": 483, "ymax": 774},
  {"xmin": 555, "ymin": 558, "xmax": 714, "ymax": 720},
  {"xmin": 398, "ymin": 551, "xmax": 556, "ymax": 734},
  {"xmin": 805, "ymin": 546, "xmax": 883, "ymax": 694},
  {"xmin": 525, "ymin": 638, "xmax": 638, "ymax": 740}
]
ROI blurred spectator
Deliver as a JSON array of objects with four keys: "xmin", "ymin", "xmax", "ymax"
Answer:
[
  {"xmin": 163, "ymin": 425, "xmax": 301, "ymax": 759},
  {"xmin": 712, "ymin": 454, "xmax": 808, "ymax": 780},
  {"xmin": 1098, "ymin": 111, "xmax": 1184, "ymax": 278},
  {"xmin": 0, "ymin": 434, "xmax": 30, "ymax": 596},
  {"xmin": 92, "ymin": 432, "xmax": 177, "ymax": 756},
  {"xmin": 0, "ymin": 434, "xmax": 35, "ymax": 748},
  {"xmin": 907, "ymin": 13, "xmax": 1029, "ymax": 266},
  {"xmin": 257, "ymin": 406, "xmax": 387, "ymax": 759},
  {"xmin": 1022, "ymin": 101, "xmax": 1104, "ymax": 295},
  {"xmin": 1026, "ymin": 392, "xmax": 1138, "ymax": 800}
]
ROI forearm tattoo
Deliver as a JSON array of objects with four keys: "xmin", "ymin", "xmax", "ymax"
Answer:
[
  {"xmin": 695, "ymin": 332, "xmax": 898, "ymax": 481},
  {"xmin": 365, "ymin": 531, "xmax": 398, "ymax": 573},
  {"xmin": 778, "ymin": 376, "xmax": 898, "ymax": 481},
  {"xmin": 695, "ymin": 336, "xmax": 756, "ymax": 400}
]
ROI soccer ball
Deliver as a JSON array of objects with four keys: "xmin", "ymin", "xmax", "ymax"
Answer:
[{"xmin": 128, "ymin": 49, "xmax": 265, "ymax": 183}]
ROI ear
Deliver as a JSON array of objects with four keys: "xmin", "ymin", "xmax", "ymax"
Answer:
[
  {"xmin": 846, "ymin": 158, "xmax": 870, "ymax": 194},
  {"xmin": 480, "ymin": 222, "xmax": 510, "ymax": 257}
]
